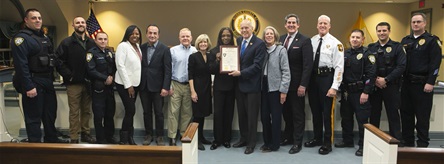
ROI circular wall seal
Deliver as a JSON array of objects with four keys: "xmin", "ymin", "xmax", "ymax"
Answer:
[{"xmin": 230, "ymin": 10, "xmax": 260, "ymax": 38}]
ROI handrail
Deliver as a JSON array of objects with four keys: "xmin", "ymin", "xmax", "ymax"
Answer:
[
  {"xmin": 363, "ymin": 123, "xmax": 399, "ymax": 144},
  {"xmin": 181, "ymin": 122, "xmax": 198, "ymax": 143}
]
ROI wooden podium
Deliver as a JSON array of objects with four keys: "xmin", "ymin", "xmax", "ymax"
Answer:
[{"xmin": 0, "ymin": 66, "xmax": 14, "ymax": 142}]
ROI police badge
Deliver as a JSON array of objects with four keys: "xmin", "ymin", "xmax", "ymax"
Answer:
[
  {"xmin": 386, "ymin": 47, "xmax": 392, "ymax": 53},
  {"xmin": 356, "ymin": 53, "xmax": 363, "ymax": 60},
  {"xmin": 418, "ymin": 38, "xmax": 425, "ymax": 46}
]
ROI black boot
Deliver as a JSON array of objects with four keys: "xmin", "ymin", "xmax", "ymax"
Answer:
[
  {"xmin": 119, "ymin": 131, "xmax": 129, "ymax": 145},
  {"xmin": 197, "ymin": 118, "xmax": 211, "ymax": 145},
  {"xmin": 128, "ymin": 128, "xmax": 137, "ymax": 145}
]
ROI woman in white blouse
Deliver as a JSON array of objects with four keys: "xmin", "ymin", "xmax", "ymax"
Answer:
[{"xmin": 114, "ymin": 25, "xmax": 142, "ymax": 145}]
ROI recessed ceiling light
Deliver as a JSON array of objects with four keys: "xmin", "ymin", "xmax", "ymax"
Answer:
[{"xmin": 385, "ymin": 0, "xmax": 394, "ymax": 3}]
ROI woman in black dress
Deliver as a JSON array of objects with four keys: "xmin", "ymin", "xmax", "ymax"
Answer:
[{"xmin": 188, "ymin": 34, "xmax": 213, "ymax": 150}]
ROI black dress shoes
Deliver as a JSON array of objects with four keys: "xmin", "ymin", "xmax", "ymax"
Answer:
[
  {"xmin": 355, "ymin": 148, "xmax": 363, "ymax": 156},
  {"xmin": 304, "ymin": 139, "xmax": 322, "ymax": 147},
  {"xmin": 200, "ymin": 138, "xmax": 212, "ymax": 145},
  {"xmin": 223, "ymin": 142, "xmax": 231, "ymax": 148},
  {"xmin": 244, "ymin": 147, "xmax": 254, "ymax": 154},
  {"xmin": 318, "ymin": 145, "xmax": 332, "ymax": 155},
  {"xmin": 232, "ymin": 141, "xmax": 247, "ymax": 148},
  {"xmin": 143, "ymin": 135, "xmax": 153, "ymax": 145},
  {"xmin": 280, "ymin": 138, "xmax": 293, "ymax": 146},
  {"xmin": 169, "ymin": 138, "xmax": 176, "ymax": 146},
  {"xmin": 404, "ymin": 142, "xmax": 415, "ymax": 147},
  {"xmin": 334, "ymin": 141, "xmax": 354, "ymax": 148},
  {"xmin": 70, "ymin": 139, "xmax": 79, "ymax": 144},
  {"xmin": 289, "ymin": 145, "xmax": 302, "ymax": 154},
  {"xmin": 261, "ymin": 146, "xmax": 272, "ymax": 153},
  {"xmin": 45, "ymin": 139, "xmax": 69, "ymax": 143},
  {"xmin": 260, "ymin": 144, "xmax": 266, "ymax": 150},
  {"xmin": 81, "ymin": 133, "xmax": 96, "ymax": 143},
  {"xmin": 106, "ymin": 137, "xmax": 118, "ymax": 144},
  {"xmin": 198, "ymin": 142, "xmax": 205, "ymax": 151},
  {"xmin": 210, "ymin": 143, "xmax": 220, "ymax": 150}
]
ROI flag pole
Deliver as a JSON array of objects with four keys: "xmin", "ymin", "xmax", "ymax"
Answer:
[{"xmin": 89, "ymin": 1, "xmax": 93, "ymax": 15}]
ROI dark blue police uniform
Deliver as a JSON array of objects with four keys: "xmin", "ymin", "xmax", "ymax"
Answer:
[
  {"xmin": 368, "ymin": 39, "xmax": 405, "ymax": 142},
  {"xmin": 339, "ymin": 46, "xmax": 376, "ymax": 150},
  {"xmin": 401, "ymin": 32, "xmax": 442, "ymax": 147},
  {"xmin": 11, "ymin": 27, "xmax": 59, "ymax": 143},
  {"xmin": 86, "ymin": 46, "xmax": 117, "ymax": 144}
]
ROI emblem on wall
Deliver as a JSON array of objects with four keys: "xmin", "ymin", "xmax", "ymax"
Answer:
[{"xmin": 230, "ymin": 10, "xmax": 260, "ymax": 38}]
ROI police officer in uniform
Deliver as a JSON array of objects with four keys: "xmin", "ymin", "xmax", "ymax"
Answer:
[
  {"xmin": 337, "ymin": 29, "xmax": 376, "ymax": 156},
  {"xmin": 86, "ymin": 32, "xmax": 117, "ymax": 144},
  {"xmin": 400, "ymin": 13, "xmax": 442, "ymax": 147},
  {"xmin": 11, "ymin": 8, "xmax": 66, "ymax": 143},
  {"xmin": 368, "ymin": 22, "xmax": 405, "ymax": 143},
  {"xmin": 307, "ymin": 15, "xmax": 344, "ymax": 155}
]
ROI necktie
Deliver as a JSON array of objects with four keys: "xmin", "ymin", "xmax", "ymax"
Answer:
[
  {"xmin": 241, "ymin": 40, "xmax": 247, "ymax": 56},
  {"xmin": 313, "ymin": 38, "xmax": 323, "ymax": 72},
  {"xmin": 283, "ymin": 35, "xmax": 291, "ymax": 49}
]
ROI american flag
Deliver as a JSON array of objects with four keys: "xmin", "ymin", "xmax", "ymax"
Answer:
[{"xmin": 86, "ymin": 9, "xmax": 103, "ymax": 39}]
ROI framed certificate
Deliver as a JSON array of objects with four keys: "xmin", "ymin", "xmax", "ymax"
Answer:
[{"xmin": 220, "ymin": 46, "xmax": 240, "ymax": 73}]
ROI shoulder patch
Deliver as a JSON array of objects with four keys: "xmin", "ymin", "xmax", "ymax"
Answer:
[
  {"xmin": 108, "ymin": 52, "xmax": 113, "ymax": 58},
  {"xmin": 86, "ymin": 53, "xmax": 93, "ymax": 62},
  {"xmin": 14, "ymin": 37, "xmax": 24, "ymax": 46},
  {"xmin": 438, "ymin": 40, "xmax": 442, "ymax": 47},
  {"xmin": 368, "ymin": 55, "xmax": 376, "ymax": 64},
  {"xmin": 337, "ymin": 44, "xmax": 344, "ymax": 52}
]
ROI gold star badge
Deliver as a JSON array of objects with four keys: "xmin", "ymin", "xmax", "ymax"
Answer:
[{"xmin": 14, "ymin": 37, "xmax": 24, "ymax": 46}]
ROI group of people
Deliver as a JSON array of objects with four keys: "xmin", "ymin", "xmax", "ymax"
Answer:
[{"xmin": 11, "ymin": 8, "xmax": 441, "ymax": 157}]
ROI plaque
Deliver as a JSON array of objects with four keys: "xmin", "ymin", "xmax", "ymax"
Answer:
[{"xmin": 220, "ymin": 46, "xmax": 240, "ymax": 73}]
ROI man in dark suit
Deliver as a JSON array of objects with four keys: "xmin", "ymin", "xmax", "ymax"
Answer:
[
  {"xmin": 279, "ymin": 14, "xmax": 313, "ymax": 154},
  {"xmin": 139, "ymin": 24, "xmax": 172, "ymax": 146},
  {"xmin": 229, "ymin": 20, "xmax": 266, "ymax": 155}
]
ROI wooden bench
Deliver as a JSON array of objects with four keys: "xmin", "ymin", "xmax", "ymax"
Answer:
[
  {"xmin": 363, "ymin": 123, "xmax": 400, "ymax": 164},
  {"xmin": 397, "ymin": 147, "xmax": 444, "ymax": 164},
  {"xmin": 0, "ymin": 123, "xmax": 198, "ymax": 164},
  {"xmin": 363, "ymin": 123, "xmax": 444, "ymax": 164}
]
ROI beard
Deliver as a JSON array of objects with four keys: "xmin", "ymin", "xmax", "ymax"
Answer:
[{"xmin": 75, "ymin": 27, "xmax": 85, "ymax": 34}]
